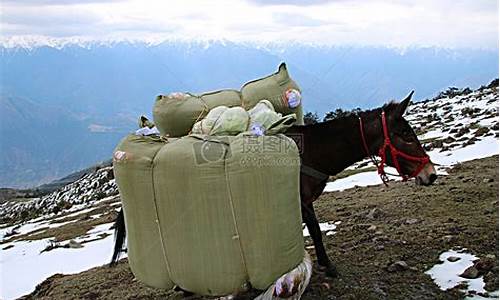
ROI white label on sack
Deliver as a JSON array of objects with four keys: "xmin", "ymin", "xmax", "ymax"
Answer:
[
  {"xmin": 168, "ymin": 92, "xmax": 187, "ymax": 100},
  {"xmin": 285, "ymin": 89, "xmax": 301, "ymax": 108},
  {"xmin": 113, "ymin": 151, "xmax": 127, "ymax": 162}
]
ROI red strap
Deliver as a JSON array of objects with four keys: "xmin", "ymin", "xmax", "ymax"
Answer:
[
  {"xmin": 359, "ymin": 111, "xmax": 430, "ymax": 184},
  {"xmin": 359, "ymin": 116, "xmax": 389, "ymax": 186}
]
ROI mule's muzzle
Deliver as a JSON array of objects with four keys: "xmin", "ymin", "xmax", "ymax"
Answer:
[
  {"xmin": 416, "ymin": 163, "xmax": 437, "ymax": 186},
  {"xmin": 428, "ymin": 173, "xmax": 437, "ymax": 183}
]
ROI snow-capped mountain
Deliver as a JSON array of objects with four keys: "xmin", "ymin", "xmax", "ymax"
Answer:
[
  {"xmin": 0, "ymin": 81, "xmax": 498, "ymax": 300},
  {"xmin": 1, "ymin": 40, "xmax": 498, "ymax": 188}
]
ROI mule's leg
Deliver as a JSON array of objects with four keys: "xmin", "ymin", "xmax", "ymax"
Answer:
[{"xmin": 302, "ymin": 203, "xmax": 338, "ymax": 277}]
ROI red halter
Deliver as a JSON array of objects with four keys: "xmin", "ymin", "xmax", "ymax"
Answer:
[{"xmin": 359, "ymin": 111, "xmax": 430, "ymax": 185}]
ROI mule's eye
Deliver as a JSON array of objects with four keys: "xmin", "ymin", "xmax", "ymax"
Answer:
[{"xmin": 401, "ymin": 129, "xmax": 413, "ymax": 140}]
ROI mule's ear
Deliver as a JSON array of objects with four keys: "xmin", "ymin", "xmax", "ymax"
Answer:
[{"xmin": 398, "ymin": 90, "xmax": 414, "ymax": 115}]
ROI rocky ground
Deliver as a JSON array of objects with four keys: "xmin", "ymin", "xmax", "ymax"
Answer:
[
  {"xmin": 19, "ymin": 155, "xmax": 499, "ymax": 300},
  {"xmin": 0, "ymin": 166, "xmax": 117, "ymax": 223}
]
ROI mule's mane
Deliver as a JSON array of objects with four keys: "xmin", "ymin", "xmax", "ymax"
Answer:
[{"xmin": 358, "ymin": 101, "xmax": 400, "ymax": 117}]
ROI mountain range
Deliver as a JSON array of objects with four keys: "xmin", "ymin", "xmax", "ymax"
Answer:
[{"xmin": 0, "ymin": 40, "xmax": 498, "ymax": 187}]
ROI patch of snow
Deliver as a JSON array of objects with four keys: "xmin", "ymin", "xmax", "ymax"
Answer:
[
  {"xmin": 0, "ymin": 223, "xmax": 117, "ymax": 300},
  {"xmin": 93, "ymin": 194, "xmax": 119, "ymax": 205},
  {"xmin": 303, "ymin": 221, "xmax": 340, "ymax": 237},
  {"xmin": 51, "ymin": 207, "xmax": 97, "ymax": 222},
  {"xmin": 467, "ymin": 291, "xmax": 500, "ymax": 300},
  {"xmin": 84, "ymin": 223, "xmax": 114, "ymax": 236},
  {"xmin": 425, "ymin": 249, "xmax": 498, "ymax": 299},
  {"xmin": 429, "ymin": 136, "xmax": 499, "ymax": 166},
  {"xmin": 324, "ymin": 166, "xmax": 400, "ymax": 192},
  {"xmin": 89, "ymin": 213, "xmax": 104, "ymax": 219},
  {"xmin": 0, "ymin": 222, "xmax": 41, "ymax": 240},
  {"xmin": 420, "ymin": 128, "xmax": 445, "ymax": 140},
  {"xmin": 0, "ymin": 212, "xmax": 91, "ymax": 240},
  {"xmin": 478, "ymin": 117, "xmax": 497, "ymax": 127}
]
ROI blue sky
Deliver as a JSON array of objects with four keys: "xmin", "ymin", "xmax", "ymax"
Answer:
[{"xmin": 0, "ymin": 0, "xmax": 498, "ymax": 48}]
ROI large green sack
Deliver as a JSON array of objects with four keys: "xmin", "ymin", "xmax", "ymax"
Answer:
[
  {"xmin": 240, "ymin": 64, "xmax": 303, "ymax": 122},
  {"xmin": 153, "ymin": 63, "xmax": 304, "ymax": 137},
  {"xmin": 153, "ymin": 90, "xmax": 241, "ymax": 138},
  {"xmin": 113, "ymin": 133, "xmax": 304, "ymax": 295},
  {"xmin": 112, "ymin": 135, "xmax": 174, "ymax": 289}
]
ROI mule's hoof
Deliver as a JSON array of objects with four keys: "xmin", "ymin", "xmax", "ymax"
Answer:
[
  {"xmin": 174, "ymin": 286, "xmax": 194, "ymax": 297},
  {"xmin": 325, "ymin": 265, "xmax": 338, "ymax": 278},
  {"xmin": 319, "ymin": 264, "xmax": 338, "ymax": 278}
]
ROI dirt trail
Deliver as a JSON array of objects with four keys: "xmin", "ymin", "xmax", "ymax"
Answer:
[{"xmin": 21, "ymin": 156, "xmax": 499, "ymax": 300}]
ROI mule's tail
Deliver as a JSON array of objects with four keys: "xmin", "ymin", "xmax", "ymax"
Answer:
[{"xmin": 109, "ymin": 208, "xmax": 126, "ymax": 267}]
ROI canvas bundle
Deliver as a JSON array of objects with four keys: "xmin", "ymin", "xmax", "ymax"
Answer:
[
  {"xmin": 113, "ymin": 133, "xmax": 306, "ymax": 296},
  {"xmin": 153, "ymin": 63, "xmax": 304, "ymax": 137},
  {"xmin": 191, "ymin": 100, "xmax": 297, "ymax": 136}
]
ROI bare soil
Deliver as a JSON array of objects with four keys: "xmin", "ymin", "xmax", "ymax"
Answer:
[{"xmin": 20, "ymin": 156, "xmax": 499, "ymax": 300}]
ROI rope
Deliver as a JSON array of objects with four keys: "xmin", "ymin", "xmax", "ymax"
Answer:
[
  {"xmin": 358, "ymin": 111, "xmax": 430, "ymax": 185},
  {"xmin": 149, "ymin": 146, "xmax": 175, "ymax": 280},
  {"xmin": 194, "ymin": 96, "xmax": 210, "ymax": 125},
  {"xmin": 358, "ymin": 115, "xmax": 389, "ymax": 186},
  {"xmin": 223, "ymin": 147, "xmax": 250, "ymax": 279}
]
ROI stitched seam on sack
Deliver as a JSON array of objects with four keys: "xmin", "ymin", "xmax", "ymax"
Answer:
[
  {"xmin": 200, "ymin": 89, "xmax": 239, "ymax": 97},
  {"xmin": 150, "ymin": 145, "xmax": 175, "ymax": 281},
  {"xmin": 223, "ymin": 146, "xmax": 250, "ymax": 280}
]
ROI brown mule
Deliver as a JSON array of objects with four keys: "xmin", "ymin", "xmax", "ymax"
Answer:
[{"xmin": 286, "ymin": 91, "xmax": 436, "ymax": 276}]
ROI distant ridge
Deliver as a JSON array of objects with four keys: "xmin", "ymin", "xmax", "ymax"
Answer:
[
  {"xmin": 1, "ymin": 41, "xmax": 497, "ymax": 187},
  {"xmin": 36, "ymin": 159, "xmax": 113, "ymax": 194}
]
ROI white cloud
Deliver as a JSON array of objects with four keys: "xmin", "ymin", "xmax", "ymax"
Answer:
[
  {"xmin": 0, "ymin": 0, "xmax": 497, "ymax": 48},
  {"xmin": 245, "ymin": 0, "xmax": 342, "ymax": 6}
]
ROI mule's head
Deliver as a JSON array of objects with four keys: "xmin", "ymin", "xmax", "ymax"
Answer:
[{"xmin": 383, "ymin": 92, "xmax": 437, "ymax": 185}]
